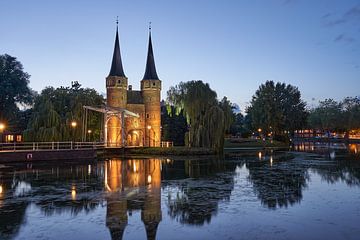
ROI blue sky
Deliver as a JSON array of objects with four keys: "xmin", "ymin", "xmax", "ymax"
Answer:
[{"xmin": 1, "ymin": 0, "xmax": 359, "ymax": 111}]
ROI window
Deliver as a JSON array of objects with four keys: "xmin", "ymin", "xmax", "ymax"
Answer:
[
  {"xmin": 118, "ymin": 80, "xmax": 121, "ymax": 84},
  {"xmin": 16, "ymin": 135, "xmax": 22, "ymax": 142},
  {"xmin": 6, "ymin": 135, "xmax": 14, "ymax": 142},
  {"xmin": 146, "ymin": 113, "xmax": 150, "ymax": 119},
  {"xmin": 152, "ymin": 82, "xmax": 156, "ymax": 87}
]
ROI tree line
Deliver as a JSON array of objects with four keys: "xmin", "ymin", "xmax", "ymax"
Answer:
[{"xmin": 1, "ymin": 54, "xmax": 359, "ymax": 150}]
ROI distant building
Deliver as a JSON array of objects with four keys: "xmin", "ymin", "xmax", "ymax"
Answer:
[{"xmin": 105, "ymin": 25, "xmax": 161, "ymax": 147}]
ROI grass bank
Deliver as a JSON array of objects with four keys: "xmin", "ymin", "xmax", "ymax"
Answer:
[
  {"xmin": 125, "ymin": 146, "xmax": 216, "ymax": 156},
  {"xmin": 224, "ymin": 138, "xmax": 289, "ymax": 149}
]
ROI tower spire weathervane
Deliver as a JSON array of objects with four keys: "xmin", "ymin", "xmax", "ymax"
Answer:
[
  {"xmin": 149, "ymin": 21, "xmax": 152, "ymax": 33},
  {"xmin": 116, "ymin": 16, "xmax": 119, "ymax": 27}
]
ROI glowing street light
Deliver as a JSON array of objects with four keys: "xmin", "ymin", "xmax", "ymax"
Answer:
[
  {"xmin": 71, "ymin": 121, "xmax": 77, "ymax": 128},
  {"xmin": 0, "ymin": 123, "xmax": 5, "ymax": 132}
]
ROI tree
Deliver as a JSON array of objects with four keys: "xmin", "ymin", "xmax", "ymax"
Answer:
[
  {"xmin": 307, "ymin": 99, "xmax": 343, "ymax": 131},
  {"xmin": 167, "ymin": 80, "xmax": 233, "ymax": 151},
  {"xmin": 247, "ymin": 81, "xmax": 307, "ymax": 139},
  {"xmin": 23, "ymin": 82, "xmax": 104, "ymax": 141},
  {"xmin": 161, "ymin": 103, "xmax": 188, "ymax": 146},
  {"xmin": 0, "ymin": 54, "xmax": 34, "ymax": 126},
  {"xmin": 342, "ymin": 97, "xmax": 360, "ymax": 131},
  {"xmin": 307, "ymin": 97, "xmax": 360, "ymax": 135}
]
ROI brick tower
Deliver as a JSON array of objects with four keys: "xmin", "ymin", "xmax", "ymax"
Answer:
[
  {"xmin": 106, "ymin": 24, "xmax": 127, "ymax": 147},
  {"xmin": 141, "ymin": 28, "xmax": 161, "ymax": 147}
]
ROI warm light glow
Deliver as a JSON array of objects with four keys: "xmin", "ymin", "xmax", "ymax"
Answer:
[
  {"xmin": 270, "ymin": 156, "xmax": 273, "ymax": 166},
  {"xmin": 87, "ymin": 129, "xmax": 92, "ymax": 134},
  {"xmin": 258, "ymin": 128, "xmax": 262, "ymax": 132},
  {"xmin": 71, "ymin": 186, "xmax": 76, "ymax": 200},
  {"xmin": 71, "ymin": 121, "xmax": 77, "ymax": 128},
  {"xmin": 0, "ymin": 185, "xmax": 3, "ymax": 194},
  {"xmin": 147, "ymin": 174, "xmax": 152, "ymax": 184},
  {"xmin": 0, "ymin": 123, "xmax": 5, "ymax": 131},
  {"xmin": 147, "ymin": 125, "xmax": 151, "ymax": 130},
  {"xmin": 88, "ymin": 165, "xmax": 91, "ymax": 175},
  {"xmin": 133, "ymin": 162, "xmax": 138, "ymax": 172},
  {"xmin": 258, "ymin": 151, "xmax": 262, "ymax": 160}
]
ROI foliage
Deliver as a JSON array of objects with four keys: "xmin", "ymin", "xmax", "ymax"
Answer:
[
  {"xmin": 0, "ymin": 54, "xmax": 34, "ymax": 128},
  {"xmin": 23, "ymin": 82, "xmax": 104, "ymax": 141},
  {"xmin": 307, "ymin": 97, "xmax": 360, "ymax": 132},
  {"xmin": 167, "ymin": 80, "xmax": 233, "ymax": 151},
  {"xmin": 161, "ymin": 104, "xmax": 188, "ymax": 146},
  {"xmin": 246, "ymin": 80, "xmax": 307, "ymax": 137}
]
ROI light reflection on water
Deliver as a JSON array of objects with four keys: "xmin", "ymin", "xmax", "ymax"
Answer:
[{"xmin": 0, "ymin": 146, "xmax": 360, "ymax": 239}]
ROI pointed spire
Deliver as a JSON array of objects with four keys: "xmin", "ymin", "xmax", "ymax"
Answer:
[
  {"xmin": 109, "ymin": 18, "xmax": 126, "ymax": 77},
  {"xmin": 142, "ymin": 22, "xmax": 159, "ymax": 80}
]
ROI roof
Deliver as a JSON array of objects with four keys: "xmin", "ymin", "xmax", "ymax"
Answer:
[
  {"xmin": 142, "ymin": 32, "xmax": 160, "ymax": 80},
  {"xmin": 127, "ymin": 90, "xmax": 144, "ymax": 104},
  {"xmin": 109, "ymin": 27, "xmax": 126, "ymax": 77}
]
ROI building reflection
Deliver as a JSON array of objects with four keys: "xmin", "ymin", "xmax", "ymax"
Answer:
[
  {"xmin": 292, "ymin": 141, "xmax": 360, "ymax": 158},
  {"xmin": 104, "ymin": 158, "xmax": 162, "ymax": 240}
]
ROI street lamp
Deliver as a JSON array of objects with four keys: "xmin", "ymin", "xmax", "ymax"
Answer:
[
  {"xmin": 87, "ymin": 129, "xmax": 92, "ymax": 142},
  {"xmin": 71, "ymin": 121, "xmax": 77, "ymax": 148},
  {"xmin": 0, "ymin": 122, "xmax": 5, "ymax": 143},
  {"xmin": 71, "ymin": 121, "xmax": 77, "ymax": 128}
]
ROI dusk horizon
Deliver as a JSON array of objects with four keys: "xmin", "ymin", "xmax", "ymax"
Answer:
[
  {"xmin": 1, "ymin": 1, "xmax": 360, "ymax": 240},
  {"xmin": 1, "ymin": 0, "xmax": 359, "ymax": 112}
]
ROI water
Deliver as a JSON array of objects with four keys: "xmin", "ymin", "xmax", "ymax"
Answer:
[{"xmin": 0, "ymin": 143, "xmax": 360, "ymax": 240}]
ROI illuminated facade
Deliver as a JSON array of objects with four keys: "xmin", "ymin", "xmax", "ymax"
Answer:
[{"xmin": 106, "ymin": 25, "xmax": 161, "ymax": 147}]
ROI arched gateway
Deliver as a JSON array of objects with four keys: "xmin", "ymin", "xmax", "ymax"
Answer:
[{"xmin": 82, "ymin": 22, "xmax": 162, "ymax": 148}]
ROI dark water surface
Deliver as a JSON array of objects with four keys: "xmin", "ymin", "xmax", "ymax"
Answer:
[{"xmin": 1, "ymin": 143, "xmax": 360, "ymax": 240}]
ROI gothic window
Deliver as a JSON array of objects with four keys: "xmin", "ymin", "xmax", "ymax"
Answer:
[
  {"xmin": 146, "ymin": 113, "xmax": 149, "ymax": 119},
  {"xmin": 118, "ymin": 80, "xmax": 121, "ymax": 84},
  {"xmin": 152, "ymin": 82, "xmax": 156, "ymax": 87}
]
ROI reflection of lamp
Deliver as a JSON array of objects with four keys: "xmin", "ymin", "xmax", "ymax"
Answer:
[
  {"xmin": 71, "ymin": 185, "xmax": 76, "ymax": 200},
  {"xmin": 147, "ymin": 125, "xmax": 152, "ymax": 147},
  {"xmin": 147, "ymin": 174, "xmax": 152, "ymax": 184}
]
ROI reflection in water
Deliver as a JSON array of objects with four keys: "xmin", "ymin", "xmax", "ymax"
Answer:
[
  {"xmin": 104, "ymin": 159, "xmax": 162, "ymax": 240},
  {"xmin": 163, "ymin": 158, "xmax": 236, "ymax": 225},
  {"xmin": 293, "ymin": 142, "xmax": 360, "ymax": 157},
  {"xmin": 0, "ymin": 151, "xmax": 360, "ymax": 239},
  {"xmin": 246, "ymin": 152, "xmax": 308, "ymax": 209}
]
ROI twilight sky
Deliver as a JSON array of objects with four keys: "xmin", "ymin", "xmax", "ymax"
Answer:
[{"xmin": 1, "ymin": 0, "xmax": 359, "ymax": 112}]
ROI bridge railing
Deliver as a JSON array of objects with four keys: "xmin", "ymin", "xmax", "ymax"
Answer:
[{"xmin": 0, "ymin": 141, "xmax": 106, "ymax": 152}]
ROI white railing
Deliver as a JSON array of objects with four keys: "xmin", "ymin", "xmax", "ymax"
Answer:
[
  {"xmin": 0, "ymin": 141, "xmax": 106, "ymax": 152},
  {"xmin": 160, "ymin": 141, "xmax": 173, "ymax": 148}
]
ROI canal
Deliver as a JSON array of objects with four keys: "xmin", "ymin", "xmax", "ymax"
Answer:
[{"xmin": 0, "ymin": 143, "xmax": 359, "ymax": 239}]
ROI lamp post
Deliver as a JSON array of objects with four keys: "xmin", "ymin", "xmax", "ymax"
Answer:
[
  {"xmin": 0, "ymin": 122, "xmax": 5, "ymax": 143},
  {"xmin": 71, "ymin": 121, "xmax": 77, "ymax": 149},
  {"xmin": 87, "ymin": 129, "xmax": 92, "ymax": 142}
]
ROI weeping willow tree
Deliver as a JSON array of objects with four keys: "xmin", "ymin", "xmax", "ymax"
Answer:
[
  {"xmin": 23, "ymin": 82, "xmax": 104, "ymax": 142},
  {"xmin": 167, "ymin": 80, "xmax": 234, "ymax": 151}
]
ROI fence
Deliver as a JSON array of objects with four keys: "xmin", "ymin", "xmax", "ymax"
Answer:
[{"xmin": 0, "ymin": 141, "xmax": 105, "ymax": 152}]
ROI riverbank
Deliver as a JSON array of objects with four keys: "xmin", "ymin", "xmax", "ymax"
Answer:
[
  {"xmin": 123, "ymin": 147, "xmax": 216, "ymax": 156},
  {"xmin": 224, "ymin": 138, "xmax": 289, "ymax": 149}
]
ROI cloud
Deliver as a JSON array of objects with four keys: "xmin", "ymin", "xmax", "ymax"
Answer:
[
  {"xmin": 283, "ymin": 0, "xmax": 295, "ymax": 5},
  {"xmin": 324, "ymin": 4, "xmax": 360, "ymax": 27},
  {"xmin": 334, "ymin": 33, "xmax": 356, "ymax": 43}
]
